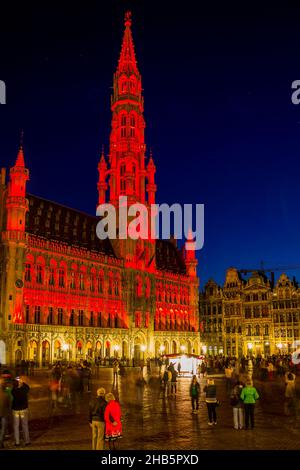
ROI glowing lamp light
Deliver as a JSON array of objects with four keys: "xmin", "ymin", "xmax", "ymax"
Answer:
[
  {"xmin": 180, "ymin": 345, "xmax": 186, "ymax": 352},
  {"xmin": 247, "ymin": 343, "xmax": 253, "ymax": 350},
  {"xmin": 114, "ymin": 345, "xmax": 120, "ymax": 352},
  {"xmin": 141, "ymin": 345, "xmax": 146, "ymax": 352},
  {"xmin": 159, "ymin": 345, "xmax": 165, "ymax": 353},
  {"xmin": 62, "ymin": 344, "xmax": 69, "ymax": 351},
  {"xmin": 277, "ymin": 343, "xmax": 283, "ymax": 349},
  {"xmin": 202, "ymin": 345, "xmax": 207, "ymax": 354},
  {"xmin": 265, "ymin": 342, "xmax": 270, "ymax": 346}
]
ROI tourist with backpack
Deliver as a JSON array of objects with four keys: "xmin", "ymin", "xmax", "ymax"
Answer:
[
  {"xmin": 89, "ymin": 387, "xmax": 107, "ymax": 450},
  {"xmin": 230, "ymin": 379, "xmax": 245, "ymax": 430}
]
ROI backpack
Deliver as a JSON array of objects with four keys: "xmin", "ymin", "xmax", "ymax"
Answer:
[{"xmin": 230, "ymin": 385, "xmax": 242, "ymax": 406}]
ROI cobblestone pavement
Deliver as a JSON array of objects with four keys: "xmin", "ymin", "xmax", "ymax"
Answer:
[{"xmin": 3, "ymin": 369, "xmax": 300, "ymax": 450}]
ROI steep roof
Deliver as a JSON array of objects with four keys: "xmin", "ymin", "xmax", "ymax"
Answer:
[{"xmin": 25, "ymin": 194, "xmax": 116, "ymax": 257}]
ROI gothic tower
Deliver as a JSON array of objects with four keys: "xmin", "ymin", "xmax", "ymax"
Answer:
[
  {"xmin": 1, "ymin": 142, "xmax": 29, "ymax": 339},
  {"xmin": 97, "ymin": 11, "xmax": 156, "ymax": 267}
]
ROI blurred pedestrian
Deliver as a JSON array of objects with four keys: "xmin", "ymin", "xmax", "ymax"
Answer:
[
  {"xmin": 230, "ymin": 379, "xmax": 244, "ymax": 430},
  {"xmin": 0, "ymin": 378, "xmax": 10, "ymax": 448},
  {"xmin": 284, "ymin": 371, "xmax": 297, "ymax": 416},
  {"xmin": 204, "ymin": 378, "xmax": 218, "ymax": 425},
  {"xmin": 190, "ymin": 375, "xmax": 200, "ymax": 414},
  {"xmin": 11, "ymin": 376, "xmax": 30, "ymax": 446}
]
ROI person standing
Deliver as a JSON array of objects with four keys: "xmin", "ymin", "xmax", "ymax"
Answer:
[
  {"xmin": 240, "ymin": 380, "xmax": 259, "ymax": 430},
  {"xmin": 89, "ymin": 387, "xmax": 107, "ymax": 450},
  {"xmin": 170, "ymin": 366, "xmax": 178, "ymax": 396},
  {"xmin": 190, "ymin": 375, "xmax": 200, "ymax": 414},
  {"xmin": 0, "ymin": 379, "xmax": 10, "ymax": 448},
  {"xmin": 230, "ymin": 379, "xmax": 244, "ymax": 430},
  {"xmin": 104, "ymin": 393, "xmax": 122, "ymax": 450},
  {"xmin": 225, "ymin": 364, "xmax": 234, "ymax": 395},
  {"xmin": 204, "ymin": 378, "xmax": 218, "ymax": 425},
  {"xmin": 284, "ymin": 372, "xmax": 297, "ymax": 416},
  {"xmin": 11, "ymin": 377, "xmax": 30, "ymax": 446},
  {"xmin": 113, "ymin": 360, "xmax": 119, "ymax": 386}
]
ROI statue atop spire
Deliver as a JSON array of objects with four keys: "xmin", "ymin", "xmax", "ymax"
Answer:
[{"xmin": 124, "ymin": 10, "xmax": 132, "ymax": 27}]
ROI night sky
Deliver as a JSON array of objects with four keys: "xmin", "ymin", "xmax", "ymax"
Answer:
[{"xmin": 1, "ymin": 1, "xmax": 300, "ymax": 288}]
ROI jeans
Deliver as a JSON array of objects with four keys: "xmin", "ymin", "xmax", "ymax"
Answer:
[
  {"xmin": 233, "ymin": 407, "xmax": 244, "ymax": 429},
  {"xmin": 13, "ymin": 409, "xmax": 30, "ymax": 444},
  {"xmin": 244, "ymin": 404, "xmax": 255, "ymax": 429},
  {"xmin": 191, "ymin": 397, "xmax": 199, "ymax": 411},
  {"xmin": 92, "ymin": 420, "xmax": 105, "ymax": 450},
  {"xmin": 0, "ymin": 416, "xmax": 7, "ymax": 444},
  {"xmin": 206, "ymin": 403, "xmax": 217, "ymax": 423}
]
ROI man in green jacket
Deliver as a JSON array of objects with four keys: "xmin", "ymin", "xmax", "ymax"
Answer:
[{"xmin": 240, "ymin": 380, "xmax": 259, "ymax": 429}]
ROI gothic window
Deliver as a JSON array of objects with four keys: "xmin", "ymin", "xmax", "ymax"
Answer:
[
  {"xmin": 120, "ymin": 164, "xmax": 126, "ymax": 192},
  {"xmin": 25, "ymin": 263, "xmax": 31, "ymax": 282},
  {"xmin": 253, "ymin": 294, "xmax": 258, "ymax": 301},
  {"xmin": 255, "ymin": 325, "xmax": 260, "ymax": 336},
  {"xmin": 135, "ymin": 312, "xmax": 141, "ymax": 328},
  {"xmin": 130, "ymin": 115, "xmax": 135, "ymax": 127},
  {"xmin": 49, "ymin": 267, "xmax": 55, "ymax": 286},
  {"xmin": 34, "ymin": 306, "xmax": 41, "ymax": 324},
  {"xmin": 79, "ymin": 273, "xmax": 84, "ymax": 290},
  {"xmin": 70, "ymin": 310, "xmax": 75, "ymax": 326},
  {"xmin": 58, "ymin": 268, "xmax": 65, "ymax": 288},
  {"xmin": 253, "ymin": 306, "xmax": 260, "ymax": 318},
  {"xmin": 115, "ymin": 277, "xmax": 120, "ymax": 296},
  {"xmin": 57, "ymin": 308, "xmax": 63, "ymax": 325},
  {"xmin": 89, "ymin": 311, "xmax": 94, "ymax": 327},
  {"xmin": 36, "ymin": 265, "xmax": 43, "ymax": 284},
  {"xmin": 98, "ymin": 274, "xmax": 104, "ymax": 294},
  {"xmin": 97, "ymin": 312, "xmax": 102, "ymax": 327},
  {"xmin": 245, "ymin": 307, "xmax": 251, "ymax": 319},
  {"xmin": 247, "ymin": 324, "xmax": 251, "ymax": 336},
  {"xmin": 25, "ymin": 305, "xmax": 30, "ymax": 323},
  {"xmin": 70, "ymin": 271, "xmax": 76, "ymax": 289},
  {"xmin": 47, "ymin": 307, "xmax": 53, "ymax": 325},
  {"xmin": 108, "ymin": 274, "xmax": 113, "ymax": 295},
  {"xmin": 78, "ymin": 310, "xmax": 84, "ymax": 326}
]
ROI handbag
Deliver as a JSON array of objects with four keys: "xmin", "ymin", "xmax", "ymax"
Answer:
[{"xmin": 216, "ymin": 399, "xmax": 220, "ymax": 407}]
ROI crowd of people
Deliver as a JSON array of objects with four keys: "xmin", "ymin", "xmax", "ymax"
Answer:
[{"xmin": 0, "ymin": 353, "xmax": 299, "ymax": 449}]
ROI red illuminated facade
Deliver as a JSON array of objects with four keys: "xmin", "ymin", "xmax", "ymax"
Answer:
[{"xmin": 0, "ymin": 12, "xmax": 199, "ymax": 365}]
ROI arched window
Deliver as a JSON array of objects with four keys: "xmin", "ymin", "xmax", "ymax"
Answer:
[
  {"xmin": 255, "ymin": 324, "xmax": 260, "ymax": 336},
  {"xmin": 34, "ymin": 306, "xmax": 41, "ymax": 324},
  {"xmin": 47, "ymin": 307, "xmax": 53, "ymax": 325},
  {"xmin": 25, "ymin": 262, "xmax": 32, "ymax": 282},
  {"xmin": 70, "ymin": 310, "xmax": 75, "ymax": 326},
  {"xmin": 78, "ymin": 310, "xmax": 84, "ymax": 326},
  {"xmin": 89, "ymin": 311, "xmax": 94, "ymax": 327},
  {"xmin": 36, "ymin": 265, "xmax": 43, "ymax": 284},
  {"xmin": 264, "ymin": 324, "xmax": 269, "ymax": 336},
  {"xmin": 57, "ymin": 308, "xmax": 63, "ymax": 325},
  {"xmin": 120, "ymin": 164, "xmax": 126, "ymax": 192},
  {"xmin": 58, "ymin": 268, "xmax": 65, "ymax": 288},
  {"xmin": 97, "ymin": 312, "xmax": 102, "ymax": 327}
]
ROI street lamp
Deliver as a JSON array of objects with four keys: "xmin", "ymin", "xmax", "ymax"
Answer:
[
  {"xmin": 114, "ymin": 345, "xmax": 120, "ymax": 357},
  {"xmin": 159, "ymin": 345, "xmax": 165, "ymax": 353},
  {"xmin": 247, "ymin": 343, "xmax": 253, "ymax": 350},
  {"xmin": 180, "ymin": 345, "xmax": 186, "ymax": 353}
]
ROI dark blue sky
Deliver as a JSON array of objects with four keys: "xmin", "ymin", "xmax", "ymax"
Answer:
[{"xmin": 1, "ymin": 1, "xmax": 300, "ymax": 287}]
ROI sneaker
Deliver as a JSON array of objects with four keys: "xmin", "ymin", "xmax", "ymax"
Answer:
[
  {"xmin": 208, "ymin": 422, "xmax": 213, "ymax": 426},
  {"xmin": 213, "ymin": 422, "xmax": 217, "ymax": 425}
]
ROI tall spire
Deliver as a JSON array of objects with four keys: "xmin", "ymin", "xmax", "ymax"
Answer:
[
  {"xmin": 117, "ymin": 11, "xmax": 139, "ymax": 75},
  {"xmin": 15, "ymin": 130, "xmax": 25, "ymax": 167}
]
